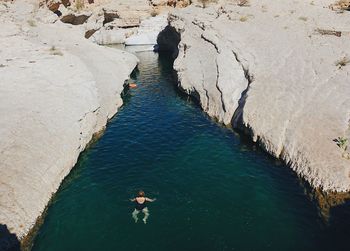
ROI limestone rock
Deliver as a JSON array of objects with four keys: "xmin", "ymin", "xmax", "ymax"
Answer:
[
  {"xmin": 166, "ymin": 0, "xmax": 350, "ymax": 192},
  {"xmin": 90, "ymin": 26, "xmax": 134, "ymax": 44},
  {"xmin": 0, "ymin": 0, "xmax": 137, "ymax": 240},
  {"xmin": 102, "ymin": 7, "xmax": 119, "ymax": 25},
  {"xmin": 151, "ymin": 0, "xmax": 167, "ymax": 5},
  {"xmin": 46, "ymin": 0, "xmax": 61, "ymax": 12},
  {"xmin": 61, "ymin": 13, "xmax": 91, "ymax": 24},
  {"xmin": 125, "ymin": 14, "xmax": 168, "ymax": 45},
  {"xmin": 85, "ymin": 28, "xmax": 97, "ymax": 38},
  {"xmin": 175, "ymin": 0, "xmax": 191, "ymax": 8},
  {"xmin": 150, "ymin": 0, "xmax": 191, "ymax": 7},
  {"xmin": 45, "ymin": 0, "xmax": 71, "ymax": 12},
  {"xmin": 35, "ymin": 6, "xmax": 60, "ymax": 23},
  {"xmin": 330, "ymin": 0, "xmax": 350, "ymax": 11},
  {"xmin": 84, "ymin": 10, "xmax": 104, "ymax": 30},
  {"xmin": 106, "ymin": 17, "xmax": 141, "ymax": 28}
]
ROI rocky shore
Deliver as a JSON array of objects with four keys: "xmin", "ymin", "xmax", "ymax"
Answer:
[
  {"xmin": 1, "ymin": 0, "xmax": 350, "ymax": 248},
  {"xmin": 0, "ymin": 0, "xmax": 140, "ymax": 245},
  {"xmin": 0, "ymin": 0, "xmax": 191, "ymax": 246},
  {"xmin": 161, "ymin": 0, "xmax": 350, "ymax": 192}
]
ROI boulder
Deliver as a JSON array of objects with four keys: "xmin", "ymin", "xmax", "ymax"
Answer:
[
  {"xmin": 85, "ymin": 28, "xmax": 97, "ymax": 38},
  {"xmin": 151, "ymin": 0, "xmax": 168, "ymax": 5},
  {"xmin": 102, "ymin": 8, "xmax": 119, "ymax": 25},
  {"xmin": 125, "ymin": 14, "xmax": 167, "ymax": 45},
  {"xmin": 61, "ymin": 13, "xmax": 91, "ymax": 25},
  {"xmin": 46, "ymin": 0, "xmax": 71, "ymax": 12},
  {"xmin": 106, "ymin": 17, "xmax": 141, "ymax": 28},
  {"xmin": 84, "ymin": 10, "xmax": 104, "ymax": 30},
  {"xmin": 90, "ymin": 27, "xmax": 133, "ymax": 44},
  {"xmin": 47, "ymin": 0, "xmax": 60, "ymax": 12},
  {"xmin": 61, "ymin": 0, "xmax": 71, "ymax": 7}
]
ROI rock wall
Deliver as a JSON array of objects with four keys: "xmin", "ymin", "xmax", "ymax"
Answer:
[
  {"xmin": 165, "ymin": 0, "xmax": 350, "ymax": 192},
  {"xmin": 43, "ymin": 0, "xmax": 189, "ymax": 45},
  {"xmin": 0, "ymin": 0, "xmax": 137, "ymax": 243}
]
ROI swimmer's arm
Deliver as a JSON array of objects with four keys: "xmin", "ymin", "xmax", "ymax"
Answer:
[
  {"xmin": 129, "ymin": 198, "xmax": 136, "ymax": 202},
  {"xmin": 146, "ymin": 197, "xmax": 156, "ymax": 202}
]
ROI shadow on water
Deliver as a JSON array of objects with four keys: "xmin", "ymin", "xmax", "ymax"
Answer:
[
  {"xmin": 158, "ymin": 51, "xmax": 207, "ymax": 110},
  {"xmin": 0, "ymin": 224, "xmax": 20, "ymax": 251},
  {"xmin": 155, "ymin": 49, "xmax": 350, "ymax": 251}
]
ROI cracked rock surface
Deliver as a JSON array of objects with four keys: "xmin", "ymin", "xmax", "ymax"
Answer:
[
  {"xmin": 167, "ymin": 0, "xmax": 350, "ymax": 192},
  {"xmin": 0, "ymin": 0, "xmax": 137, "ymax": 240}
]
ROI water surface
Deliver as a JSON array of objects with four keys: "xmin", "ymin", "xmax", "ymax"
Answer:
[{"xmin": 32, "ymin": 50, "xmax": 350, "ymax": 251}]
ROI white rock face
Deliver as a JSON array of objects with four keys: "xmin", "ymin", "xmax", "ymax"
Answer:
[
  {"xmin": 90, "ymin": 27, "xmax": 132, "ymax": 44},
  {"xmin": 81, "ymin": 0, "xmax": 167, "ymax": 45},
  {"xmin": 0, "ymin": 0, "xmax": 137, "ymax": 240},
  {"xmin": 167, "ymin": 0, "xmax": 350, "ymax": 192},
  {"xmin": 125, "ymin": 14, "xmax": 168, "ymax": 45},
  {"xmin": 151, "ymin": 0, "xmax": 168, "ymax": 5}
]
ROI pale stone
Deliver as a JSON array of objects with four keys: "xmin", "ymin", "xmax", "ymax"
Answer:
[
  {"xmin": 106, "ymin": 17, "xmax": 141, "ymax": 28},
  {"xmin": 166, "ymin": 0, "xmax": 350, "ymax": 192},
  {"xmin": 151, "ymin": 0, "xmax": 168, "ymax": 5},
  {"xmin": 84, "ymin": 10, "xmax": 104, "ymax": 30},
  {"xmin": 125, "ymin": 14, "xmax": 168, "ymax": 45},
  {"xmin": 0, "ymin": 0, "xmax": 137, "ymax": 241},
  {"xmin": 35, "ymin": 7, "xmax": 59, "ymax": 23},
  {"xmin": 90, "ymin": 27, "xmax": 132, "ymax": 44}
]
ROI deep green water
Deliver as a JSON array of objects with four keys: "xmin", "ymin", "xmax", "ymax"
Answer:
[{"xmin": 32, "ymin": 51, "xmax": 350, "ymax": 251}]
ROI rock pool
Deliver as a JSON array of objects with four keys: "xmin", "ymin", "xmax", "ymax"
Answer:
[{"xmin": 32, "ymin": 50, "xmax": 350, "ymax": 251}]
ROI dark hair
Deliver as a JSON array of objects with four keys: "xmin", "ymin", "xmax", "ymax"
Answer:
[{"xmin": 138, "ymin": 190, "xmax": 145, "ymax": 197}]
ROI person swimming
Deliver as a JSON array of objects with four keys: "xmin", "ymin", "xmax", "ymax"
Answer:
[{"xmin": 130, "ymin": 190, "xmax": 156, "ymax": 224}]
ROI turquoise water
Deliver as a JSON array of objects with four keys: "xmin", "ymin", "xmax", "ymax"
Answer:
[{"xmin": 32, "ymin": 51, "xmax": 350, "ymax": 251}]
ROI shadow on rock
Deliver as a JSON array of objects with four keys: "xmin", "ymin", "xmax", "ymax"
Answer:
[
  {"xmin": 156, "ymin": 25, "xmax": 181, "ymax": 59},
  {"xmin": 0, "ymin": 224, "xmax": 20, "ymax": 251}
]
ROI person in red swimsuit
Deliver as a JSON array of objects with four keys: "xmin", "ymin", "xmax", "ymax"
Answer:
[{"xmin": 130, "ymin": 190, "xmax": 156, "ymax": 224}]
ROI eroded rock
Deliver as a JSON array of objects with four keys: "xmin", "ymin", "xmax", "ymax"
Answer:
[
  {"xmin": 330, "ymin": 0, "xmax": 350, "ymax": 11},
  {"xmin": 61, "ymin": 13, "xmax": 90, "ymax": 25},
  {"xmin": 90, "ymin": 26, "xmax": 133, "ymax": 44},
  {"xmin": 166, "ymin": 1, "xmax": 350, "ymax": 192},
  {"xmin": 125, "ymin": 14, "xmax": 168, "ymax": 45},
  {"xmin": 0, "ymin": 0, "xmax": 137, "ymax": 241},
  {"xmin": 102, "ymin": 8, "xmax": 119, "ymax": 25}
]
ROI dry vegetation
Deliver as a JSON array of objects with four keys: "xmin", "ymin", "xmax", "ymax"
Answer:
[
  {"xmin": 335, "ymin": 56, "xmax": 350, "ymax": 69},
  {"xmin": 330, "ymin": 0, "xmax": 350, "ymax": 11},
  {"xmin": 75, "ymin": 0, "xmax": 85, "ymax": 11},
  {"xmin": 315, "ymin": 28, "xmax": 341, "ymax": 37},
  {"xmin": 27, "ymin": 19, "xmax": 36, "ymax": 27},
  {"xmin": 49, "ymin": 46, "xmax": 63, "ymax": 56},
  {"xmin": 334, "ymin": 136, "xmax": 350, "ymax": 159},
  {"xmin": 239, "ymin": 15, "xmax": 248, "ymax": 22},
  {"xmin": 237, "ymin": 0, "xmax": 250, "ymax": 7}
]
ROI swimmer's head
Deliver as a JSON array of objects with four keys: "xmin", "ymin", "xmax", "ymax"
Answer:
[{"xmin": 138, "ymin": 190, "xmax": 145, "ymax": 197}]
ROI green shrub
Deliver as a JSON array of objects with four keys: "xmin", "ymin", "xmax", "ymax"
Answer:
[{"xmin": 335, "ymin": 137, "xmax": 348, "ymax": 150}]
